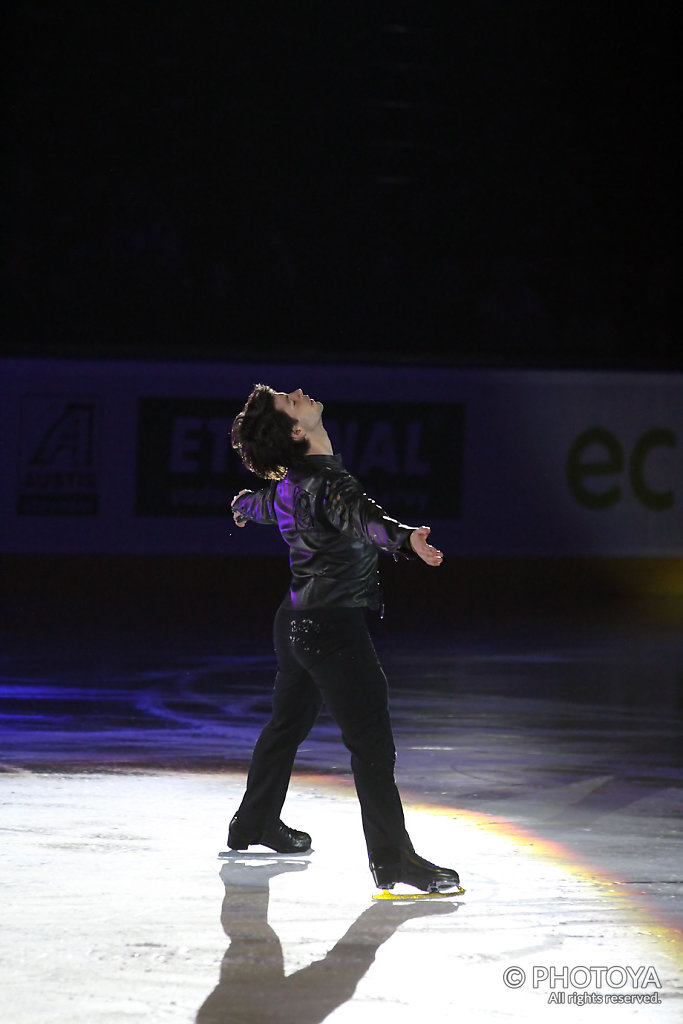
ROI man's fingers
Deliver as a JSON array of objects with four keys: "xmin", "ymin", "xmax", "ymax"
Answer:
[{"xmin": 231, "ymin": 488, "xmax": 251, "ymax": 507}]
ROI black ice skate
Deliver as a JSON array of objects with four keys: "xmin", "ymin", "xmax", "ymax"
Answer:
[
  {"xmin": 226, "ymin": 815, "xmax": 312, "ymax": 854},
  {"xmin": 369, "ymin": 848, "xmax": 465, "ymax": 901}
]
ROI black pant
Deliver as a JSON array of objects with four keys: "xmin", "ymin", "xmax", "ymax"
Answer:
[{"xmin": 233, "ymin": 604, "xmax": 413, "ymax": 858}]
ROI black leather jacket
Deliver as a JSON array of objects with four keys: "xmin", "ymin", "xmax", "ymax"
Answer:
[{"xmin": 232, "ymin": 454, "xmax": 418, "ymax": 613}]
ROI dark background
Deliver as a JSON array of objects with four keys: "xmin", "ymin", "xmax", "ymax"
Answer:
[{"xmin": 4, "ymin": 2, "xmax": 679, "ymax": 368}]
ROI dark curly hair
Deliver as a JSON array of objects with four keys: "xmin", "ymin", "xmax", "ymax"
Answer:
[{"xmin": 231, "ymin": 384, "xmax": 310, "ymax": 480}]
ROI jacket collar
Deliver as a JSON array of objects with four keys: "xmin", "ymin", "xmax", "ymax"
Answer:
[{"xmin": 286, "ymin": 453, "xmax": 343, "ymax": 478}]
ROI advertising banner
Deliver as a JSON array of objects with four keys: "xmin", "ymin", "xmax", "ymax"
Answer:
[
  {"xmin": 17, "ymin": 395, "xmax": 101, "ymax": 516},
  {"xmin": 134, "ymin": 397, "xmax": 464, "ymax": 521},
  {"xmin": 0, "ymin": 358, "xmax": 681, "ymax": 556}
]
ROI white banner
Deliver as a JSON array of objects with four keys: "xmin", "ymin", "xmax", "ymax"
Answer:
[{"xmin": 1, "ymin": 358, "xmax": 681, "ymax": 556}]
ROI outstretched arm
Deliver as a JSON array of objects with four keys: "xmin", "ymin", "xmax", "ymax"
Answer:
[
  {"xmin": 230, "ymin": 484, "xmax": 278, "ymax": 526},
  {"xmin": 323, "ymin": 473, "xmax": 443, "ymax": 567}
]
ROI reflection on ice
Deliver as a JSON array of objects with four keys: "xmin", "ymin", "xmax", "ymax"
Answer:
[{"xmin": 197, "ymin": 854, "xmax": 459, "ymax": 1024}]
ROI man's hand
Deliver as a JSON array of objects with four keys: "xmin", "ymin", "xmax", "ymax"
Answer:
[
  {"xmin": 410, "ymin": 526, "xmax": 443, "ymax": 567},
  {"xmin": 231, "ymin": 489, "xmax": 252, "ymax": 527}
]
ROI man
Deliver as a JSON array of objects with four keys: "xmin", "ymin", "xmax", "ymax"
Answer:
[{"xmin": 228, "ymin": 384, "xmax": 460, "ymax": 893}]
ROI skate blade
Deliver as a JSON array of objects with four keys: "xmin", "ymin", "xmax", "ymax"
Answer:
[
  {"xmin": 218, "ymin": 850, "xmax": 310, "ymax": 861},
  {"xmin": 372, "ymin": 885, "xmax": 466, "ymax": 901}
]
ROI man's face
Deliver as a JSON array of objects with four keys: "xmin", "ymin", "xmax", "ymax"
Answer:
[{"xmin": 273, "ymin": 389, "xmax": 324, "ymax": 436}]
